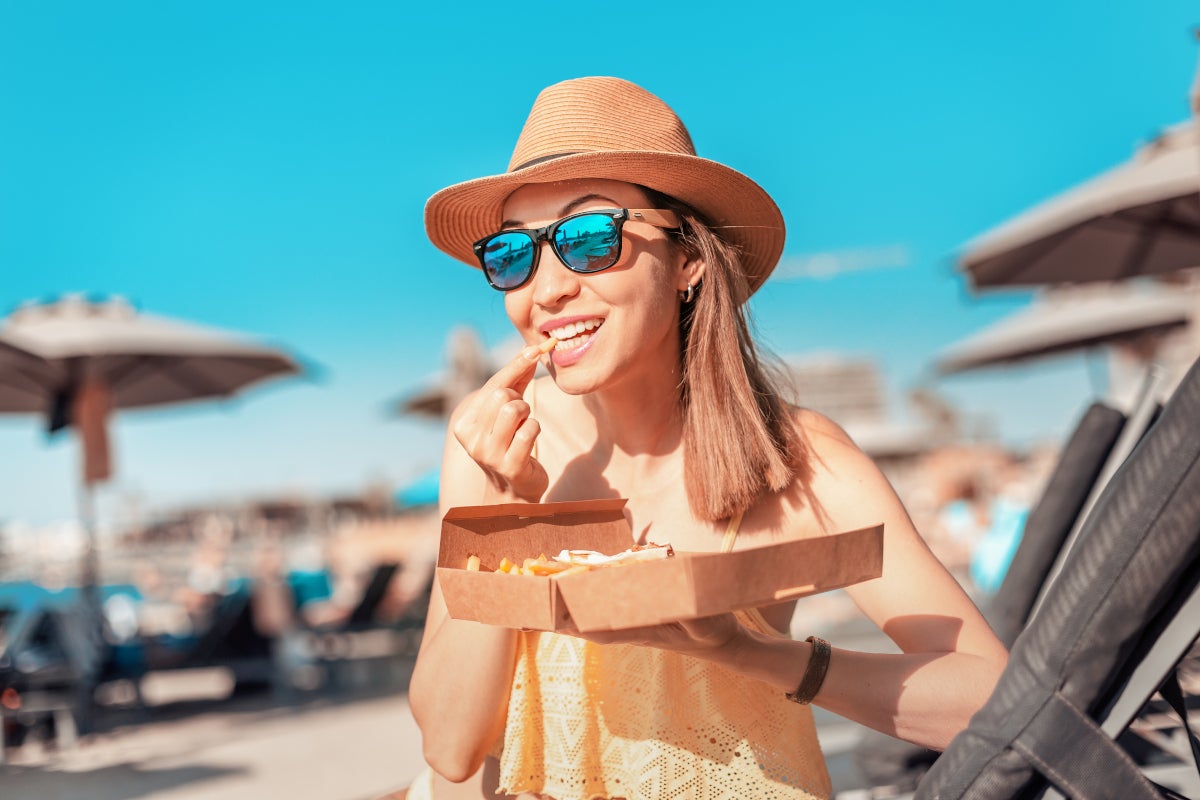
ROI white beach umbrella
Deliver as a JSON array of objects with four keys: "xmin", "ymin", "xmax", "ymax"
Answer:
[
  {"xmin": 393, "ymin": 328, "xmax": 548, "ymax": 421},
  {"xmin": 961, "ymin": 46, "xmax": 1200, "ymax": 290},
  {"xmin": 960, "ymin": 121, "xmax": 1200, "ymax": 289},
  {"xmin": 395, "ymin": 326, "xmax": 493, "ymax": 420},
  {"xmin": 0, "ymin": 294, "xmax": 304, "ymax": 600},
  {"xmin": 0, "ymin": 339, "xmax": 53, "ymax": 406},
  {"xmin": 935, "ymin": 284, "xmax": 1195, "ymax": 375},
  {"xmin": 0, "ymin": 295, "xmax": 300, "ymax": 419}
]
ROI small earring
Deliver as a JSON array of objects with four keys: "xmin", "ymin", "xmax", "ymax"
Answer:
[{"xmin": 680, "ymin": 283, "xmax": 695, "ymax": 304}]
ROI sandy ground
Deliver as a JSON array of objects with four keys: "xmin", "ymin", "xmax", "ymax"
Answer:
[
  {"xmin": 3, "ymin": 687, "xmax": 428, "ymax": 800},
  {"xmin": 5, "ymin": 608, "xmax": 1196, "ymax": 800},
  {"xmin": 2, "ymin": 686, "xmax": 891, "ymax": 800},
  {"xmin": 0, "ymin": 610, "xmax": 885, "ymax": 800}
]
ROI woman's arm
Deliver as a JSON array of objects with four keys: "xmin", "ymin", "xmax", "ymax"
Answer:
[
  {"xmin": 408, "ymin": 416, "xmax": 521, "ymax": 780},
  {"xmin": 786, "ymin": 409, "xmax": 1007, "ymax": 748},
  {"xmin": 409, "ymin": 346, "xmax": 550, "ymax": 781},
  {"xmin": 579, "ymin": 410, "xmax": 1007, "ymax": 751}
]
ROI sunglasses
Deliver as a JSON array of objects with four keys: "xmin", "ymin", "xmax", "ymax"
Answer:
[{"xmin": 472, "ymin": 207, "xmax": 681, "ymax": 291}]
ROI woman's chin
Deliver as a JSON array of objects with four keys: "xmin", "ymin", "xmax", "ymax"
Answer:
[{"xmin": 547, "ymin": 366, "xmax": 603, "ymax": 396}]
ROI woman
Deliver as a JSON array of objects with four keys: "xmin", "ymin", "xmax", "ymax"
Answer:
[{"xmin": 406, "ymin": 77, "xmax": 1007, "ymax": 800}]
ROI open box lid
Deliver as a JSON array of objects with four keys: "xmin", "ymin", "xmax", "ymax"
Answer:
[{"xmin": 437, "ymin": 498, "xmax": 632, "ymax": 631}]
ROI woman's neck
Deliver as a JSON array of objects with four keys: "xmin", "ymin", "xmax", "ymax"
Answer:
[{"xmin": 576, "ymin": 351, "xmax": 685, "ymax": 479}]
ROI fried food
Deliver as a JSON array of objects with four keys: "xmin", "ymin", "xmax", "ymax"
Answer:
[
  {"xmin": 467, "ymin": 543, "xmax": 674, "ymax": 576},
  {"xmin": 553, "ymin": 542, "xmax": 675, "ymax": 567}
]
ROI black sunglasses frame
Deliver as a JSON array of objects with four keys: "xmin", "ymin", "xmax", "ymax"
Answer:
[{"xmin": 472, "ymin": 207, "xmax": 680, "ymax": 292}]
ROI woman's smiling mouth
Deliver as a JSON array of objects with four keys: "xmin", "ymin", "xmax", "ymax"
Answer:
[{"xmin": 547, "ymin": 317, "xmax": 604, "ymax": 351}]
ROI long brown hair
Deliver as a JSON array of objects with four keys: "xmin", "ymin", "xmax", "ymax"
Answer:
[{"xmin": 645, "ymin": 188, "xmax": 806, "ymax": 521}]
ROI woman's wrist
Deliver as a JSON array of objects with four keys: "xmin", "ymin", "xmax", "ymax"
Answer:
[{"xmin": 727, "ymin": 626, "xmax": 814, "ymax": 693}]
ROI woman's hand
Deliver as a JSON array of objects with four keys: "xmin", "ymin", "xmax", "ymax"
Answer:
[
  {"xmin": 568, "ymin": 612, "xmax": 746, "ymax": 661},
  {"xmin": 451, "ymin": 344, "xmax": 550, "ymax": 503}
]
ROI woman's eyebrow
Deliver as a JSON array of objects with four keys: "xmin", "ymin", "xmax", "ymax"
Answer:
[{"xmin": 499, "ymin": 194, "xmax": 621, "ymax": 230}]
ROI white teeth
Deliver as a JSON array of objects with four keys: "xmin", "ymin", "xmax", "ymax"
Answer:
[
  {"xmin": 547, "ymin": 317, "xmax": 603, "ymax": 342},
  {"xmin": 554, "ymin": 336, "xmax": 590, "ymax": 352}
]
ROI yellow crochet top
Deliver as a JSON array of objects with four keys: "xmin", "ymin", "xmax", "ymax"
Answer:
[{"xmin": 495, "ymin": 513, "xmax": 832, "ymax": 800}]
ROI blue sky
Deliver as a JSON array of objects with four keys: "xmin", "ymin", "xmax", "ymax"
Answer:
[{"xmin": 1, "ymin": 2, "xmax": 1196, "ymax": 526}]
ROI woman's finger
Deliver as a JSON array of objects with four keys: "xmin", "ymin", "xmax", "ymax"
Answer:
[
  {"xmin": 479, "ymin": 399, "xmax": 531, "ymax": 467},
  {"xmin": 451, "ymin": 339, "xmax": 555, "ymax": 498},
  {"xmin": 477, "ymin": 339, "xmax": 553, "ymax": 399},
  {"xmin": 454, "ymin": 388, "xmax": 519, "ymax": 456},
  {"xmin": 678, "ymin": 614, "xmax": 741, "ymax": 649},
  {"xmin": 500, "ymin": 417, "xmax": 547, "ymax": 499},
  {"xmin": 490, "ymin": 396, "xmax": 529, "ymax": 438}
]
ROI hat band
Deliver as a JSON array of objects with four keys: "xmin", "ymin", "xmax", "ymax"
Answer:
[{"xmin": 510, "ymin": 151, "xmax": 582, "ymax": 172}]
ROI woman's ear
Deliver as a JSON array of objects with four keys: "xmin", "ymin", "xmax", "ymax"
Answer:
[{"xmin": 676, "ymin": 253, "xmax": 707, "ymax": 294}]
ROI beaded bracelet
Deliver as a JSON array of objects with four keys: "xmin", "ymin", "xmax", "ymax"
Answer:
[{"xmin": 786, "ymin": 635, "xmax": 831, "ymax": 705}]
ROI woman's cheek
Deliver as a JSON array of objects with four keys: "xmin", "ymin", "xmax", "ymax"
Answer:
[{"xmin": 504, "ymin": 290, "xmax": 536, "ymax": 340}]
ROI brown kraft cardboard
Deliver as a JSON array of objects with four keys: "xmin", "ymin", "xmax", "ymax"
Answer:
[{"xmin": 438, "ymin": 498, "xmax": 883, "ymax": 632}]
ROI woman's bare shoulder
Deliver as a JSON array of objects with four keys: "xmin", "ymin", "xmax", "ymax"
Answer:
[
  {"xmin": 791, "ymin": 406, "xmax": 853, "ymax": 444},
  {"xmin": 789, "ymin": 406, "xmax": 869, "ymax": 473},
  {"xmin": 772, "ymin": 406, "xmax": 899, "ymax": 535}
]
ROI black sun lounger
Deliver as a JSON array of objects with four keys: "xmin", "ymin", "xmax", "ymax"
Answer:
[
  {"xmin": 984, "ymin": 401, "xmax": 1129, "ymax": 649},
  {"xmin": 0, "ymin": 604, "xmax": 108, "ymax": 735},
  {"xmin": 915, "ymin": 355, "xmax": 1200, "ymax": 800},
  {"xmin": 853, "ymin": 400, "xmax": 1131, "ymax": 793}
]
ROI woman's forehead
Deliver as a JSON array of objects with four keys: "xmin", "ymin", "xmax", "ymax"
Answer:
[{"xmin": 501, "ymin": 179, "xmax": 649, "ymax": 224}]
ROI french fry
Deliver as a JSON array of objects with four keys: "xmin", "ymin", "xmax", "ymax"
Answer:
[
  {"xmin": 480, "ymin": 542, "xmax": 676, "ymax": 578},
  {"xmin": 548, "ymin": 565, "xmax": 592, "ymax": 579},
  {"xmin": 526, "ymin": 560, "xmax": 573, "ymax": 576},
  {"xmin": 537, "ymin": 337, "xmax": 558, "ymax": 354},
  {"xmin": 481, "ymin": 544, "xmax": 674, "ymax": 577}
]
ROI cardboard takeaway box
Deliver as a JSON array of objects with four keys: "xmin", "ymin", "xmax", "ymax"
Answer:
[{"xmin": 437, "ymin": 498, "xmax": 883, "ymax": 633}]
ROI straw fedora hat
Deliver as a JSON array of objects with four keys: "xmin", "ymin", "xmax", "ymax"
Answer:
[{"xmin": 424, "ymin": 76, "xmax": 785, "ymax": 297}]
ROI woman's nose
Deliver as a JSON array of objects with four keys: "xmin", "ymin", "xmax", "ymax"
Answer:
[{"xmin": 531, "ymin": 243, "xmax": 582, "ymax": 307}]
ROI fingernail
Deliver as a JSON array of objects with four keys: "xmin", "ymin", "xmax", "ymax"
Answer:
[{"xmin": 521, "ymin": 346, "xmax": 540, "ymax": 360}]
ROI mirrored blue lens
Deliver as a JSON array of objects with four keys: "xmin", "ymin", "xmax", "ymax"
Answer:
[
  {"xmin": 481, "ymin": 232, "xmax": 536, "ymax": 289},
  {"xmin": 554, "ymin": 213, "xmax": 621, "ymax": 272}
]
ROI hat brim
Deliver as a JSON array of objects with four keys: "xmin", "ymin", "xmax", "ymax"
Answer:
[{"xmin": 424, "ymin": 151, "xmax": 785, "ymax": 297}]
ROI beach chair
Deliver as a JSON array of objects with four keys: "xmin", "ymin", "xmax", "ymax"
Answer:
[
  {"xmin": 0, "ymin": 604, "xmax": 14, "ymax": 660},
  {"xmin": 0, "ymin": 604, "xmax": 107, "ymax": 741},
  {"xmin": 852, "ymin": 400, "xmax": 1131, "ymax": 793},
  {"xmin": 340, "ymin": 562, "xmax": 401, "ymax": 631},
  {"xmin": 190, "ymin": 590, "xmax": 274, "ymax": 666},
  {"xmin": 983, "ymin": 400, "xmax": 1130, "ymax": 648},
  {"xmin": 145, "ymin": 587, "xmax": 277, "ymax": 689},
  {"xmin": 913, "ymin": 354, "xmax": 1200, "ymax": 799},
  {"xmin": 278, "ymin": 562, "xmax": 431, "ymax": 695}
]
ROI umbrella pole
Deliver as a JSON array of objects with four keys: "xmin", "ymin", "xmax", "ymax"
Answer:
[
  {"xmin": 78, "ymin": 481, "xmax": 101, "ymax": 618},
  {"xmin": 72, "ymin": 377, "xmax": 112, "ymax": 619}
]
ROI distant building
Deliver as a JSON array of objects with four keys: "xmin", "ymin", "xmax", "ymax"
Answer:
[{"xmin": 782, "ymin": 354, "xmax": 958, "ymax": 462}]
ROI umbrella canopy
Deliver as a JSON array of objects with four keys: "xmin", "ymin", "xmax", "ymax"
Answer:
[
  {"xmin": 0, "ymin": 294, "xmax": 304, "ymax": 636},
  {"xmin": 0, "ymin": 338, "xmax": 54, "ymax": 405},
  {"xmin": 394, "ymin": 328, "xmax": 547, "ymax": 421},
  {"xmin": 936, "ymin": 284, "xmax": 1196, "ymax": 375},
  {"xmin": 0, "ymin": 295, "xmax": 300, "ymax": 416},
  {"xmin": 960, "ymin": 120, "xmax": 1200, "ymax": 289},
  {"xmin": 395, "ymin": 326, "xmax": 492, "ymax": 419}
]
